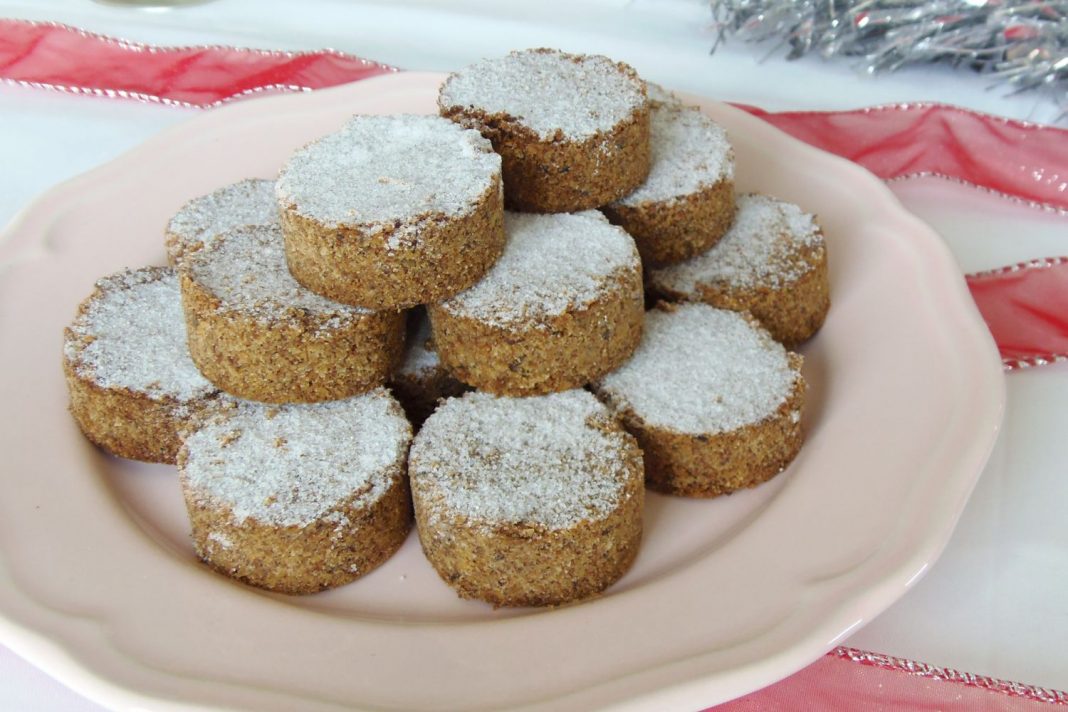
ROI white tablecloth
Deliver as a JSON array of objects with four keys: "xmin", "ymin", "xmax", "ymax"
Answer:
[{"xmin": 2, "ymin": 1, "xmax": 1066, "ymax": 709}]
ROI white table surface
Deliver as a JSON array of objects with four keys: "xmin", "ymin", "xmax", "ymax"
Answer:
[{"xmin": 1, "ymin": 1, "xmax": 1067, "ymax": 710}]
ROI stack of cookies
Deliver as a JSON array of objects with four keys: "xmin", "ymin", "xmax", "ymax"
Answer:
[{"xmin": 62, "ymin": 48, "xmax": 830, "ymax": 607}]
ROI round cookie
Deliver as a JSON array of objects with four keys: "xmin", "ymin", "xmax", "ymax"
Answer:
[
  {"xmin": 647, "ymin": 193, "xmax": 830, "ymax": 346},
  {"xmin": 439, "ymin": 48, "xmax": 650, "ymax": 213},
  {"xmin": 277, "ymin": 114, "xmax": 504, "ymax": 310},
  {"xmin": 592, "ymin": 302, "xmax": 806, "ymax": 498},
  {"xmin": 165, "ymin": 178, "xmax": 277, "ymax": 265},
  {"xmin": 179, "ymin": 223, "xmax": 403, "ymax": 403},
  {"xmin": 409, "ymin": 390, "xmax": 644, "ymax": 607},
  {"xmin": 429, "ymin": 211, "xmax": 644, "ymax": 396},
  {"xmin": 63, "ymin": 267, "xmax": 221, "ymax": 464},
  {"xmin": 601, "ymin": 103, "xmax": 736, "ymax": 267},
  {"xmin": 389, "ymin": 307, "xmax": 467, "ymax": 429},
  {"xmin": 179, "ymin": 389, "xmax": 413, "ymax": 594}
]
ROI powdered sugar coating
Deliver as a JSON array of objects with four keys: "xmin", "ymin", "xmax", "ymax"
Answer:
[
  {"xmin": 439, "ymin": 211, "xmax": 639, "ymax": 328},
  {"xmin": 595, "ymin": 304, "xmax": 797, "ymax": 435},
  {"xmin": 166, "ymin": 178, "xmax": 277, "ymax": 261},
  {"xmin": 276, "ymin": 114, "xmax": 500, "ymax": 239},
  {"xmin": 184, "ymin": 223, "xmax": 370, "ymax": 328},
  {"xmin": 613, "ymin": 105, "xmax": 734, "ymax": 206},
  {"xmin": 410, "ymin": 390, "xmax": 634, "ymax": 530},
  {"xmin": 64, "ymin": 267, "xmax": 216, "ymax": 402},
  {"xmin": 650, "ymin": 193, "xmax": 823, "ymax": 293},
  {"xmin": 645, "ymin": 82, "xmax": 685, "ymax": 108},
  {"xmin": 439, "ymin": 49, "xmax": 647, "ymax": 140},
  {"xmin": 181, "ymin": 389, "xmax": 411, "ymax": 527}
]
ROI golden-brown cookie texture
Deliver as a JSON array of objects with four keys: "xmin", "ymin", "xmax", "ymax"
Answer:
[
  {"xmin": 165, "ymin": 178, "xmax": 278, "ymax": 266},
  {"xmin": 409, "ymin": 390, "xmax": 644, "ymax": 607},
  {"xmin": 179, "ymin": 389, "xmax": 413, "ymax": 595},
  {"xmin": 438, "ymin": 48, "xmax": 650, "ymax": 213},
  {"xmin": 63, "ymin": 267, "xmax": 221, "ymax": 464},
  {"xmin": 277, "ymin": 114, "xmax": 505, "ymax": 310},
  {"xmin": 647, "ymin": 193, "xmax": 830, "ymax": 346},
  {"xmin": 593, "ymin": 302, "xmax": 806, "ymax": 498},
  {"xmin": 429, "ymin": 211, "xmax": 644, "ymax": 396},
  {"xmin": 602, "ymin": 102, "xmax": 736, "ymax": 267},
  {"xmin": 179, "ymin": 223, "xmax": 403, "ymax": 403},
  {"xmin": 389, "ymin": 307, "xmax": 467, "ymax": 428}
]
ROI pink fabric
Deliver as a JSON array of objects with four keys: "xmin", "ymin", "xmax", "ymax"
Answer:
[{"xmin": 1, "ymin": 21, "xmax": 1067, "ymax": 703}]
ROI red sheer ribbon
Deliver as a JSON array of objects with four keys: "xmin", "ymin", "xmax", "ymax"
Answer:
[
  {"xmin": 0, "ymin": 19, "xmax": 394, "ymax": 106},
  {"xmin": 738, "ymin": 103, "xmax": 1068, "ymax": 213},
  {"xmin": 1, "ymin": 16, "xmax": 1066, "ymax": 368},
  {"xmin": 709, "ymin": 646, "xmax": 1068, "ymax": 710},
  {"xmin": 967, "ymin": 259, "xmax": 1068, "ymax": 369}
]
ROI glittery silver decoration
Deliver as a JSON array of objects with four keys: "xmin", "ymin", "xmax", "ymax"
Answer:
[{"xmin": 712, "ymin": 0, "xmax": 1068, "ymax": 122}]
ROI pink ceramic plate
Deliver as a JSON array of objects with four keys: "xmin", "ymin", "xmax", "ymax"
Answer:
[{"xmin": 0, "ymin": 73, "xmax": 1004, "ymax": 711}]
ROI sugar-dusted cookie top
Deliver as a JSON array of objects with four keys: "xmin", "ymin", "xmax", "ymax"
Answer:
[
  {"xmin": 166, "ymin": 178, "xmax": 278, "ymax": 263},
  {"xmin": 650, "ymin": 193, "xmax": 824, "ymax": 293},
  {"xmin": 595, "ymin": 303, "xmax": 799, "ymax": 435},
  {"xmin": 613, "ymin": 104, "xmax": 734, "ymax": 206},
  {"xmin": 410, "ymin": 389, "xmax": 637, "ymax": 530},
  {"xmin": 64, "ymin": 267, "xmax": 215, "ymax": 403},
  {"xmin": 439, "ymin": 211, "xmax": 639, "ymax": 328},
  {"xmin": 276, "ymin": 114, "xmax": 500, "ymax": 238},
  {"xmin": 180, "ymin": 389, "xmax": 411, "ymax": 527},
  {"xmin": 439, "ymin": 48, "xmax": 647, "ymax": 141},
  {"xmin": 183, "ymin": 223, "xmax": 370, "ymax": 329}
]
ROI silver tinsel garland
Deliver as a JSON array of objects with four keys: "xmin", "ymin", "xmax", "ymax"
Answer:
[{"xmin": 711, "ymin": 0, "xmax": 1068, "ymax": 121}]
